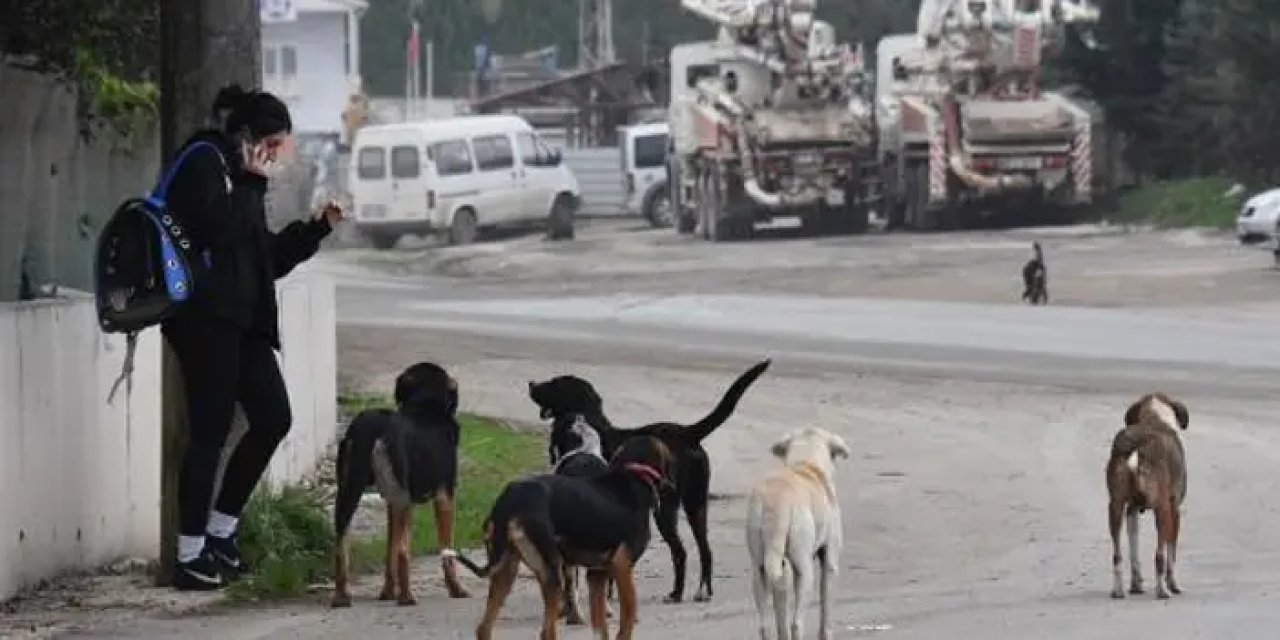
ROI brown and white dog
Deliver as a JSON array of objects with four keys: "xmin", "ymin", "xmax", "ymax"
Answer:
[
  {"xmin": 1105, "ymin": 392, "xmax": 1189, "ymax": 600},
  {"xmin": 746, "ymin": 427, "xmax": 850, "ymax": 640}
]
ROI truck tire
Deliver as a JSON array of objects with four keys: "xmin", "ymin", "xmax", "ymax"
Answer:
[{"xmin": 906, "ymin": 163, "xmax": 939, "ymax": 231}]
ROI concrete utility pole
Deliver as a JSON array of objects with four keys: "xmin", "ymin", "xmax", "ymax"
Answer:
[{"xmin": 157, "ymin": 0, "xmax": 261, "ymax": 585}]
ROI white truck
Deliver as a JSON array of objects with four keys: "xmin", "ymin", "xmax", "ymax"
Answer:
[
  {"xmin": 667, "ymin": 0, "xmax": 878, "ymax": 241},
  {"xmin": 875, "ymin": 0, "xmax": 1101, "ymax": 230}
]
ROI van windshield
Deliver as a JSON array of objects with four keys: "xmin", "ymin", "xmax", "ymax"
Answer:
[{"xmin": 633, "ymin": 133, "xmax": 668, "ymax": 169}]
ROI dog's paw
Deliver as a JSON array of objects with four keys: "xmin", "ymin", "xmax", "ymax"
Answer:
[
  {"xmin": 1129, "ymin": 584, "xmax": 1144, "ymax": 595},
  {"xmin": 330, "ymin": 594, "xmax": 353, "ymax": 608},
  {"xmin": 1109, "ymin": 589, "xmax": 1125, "ymax": 600},
  {"xmin": 662, "ymin": 592, "xmax": 683, "ymax": 604},
  {"xmin": 693, "ymin": 591, "xmax": 712, "ymax": 603},
  {"xmin": 377, "ymin": 589, "xmax": 396, "ymax": 601},
  {"xmin": 397, "ymin": 595, "xmax": 418, "ymax": 606},
  {"xmin": 1167, "ymin": 582, "xmax": 1182, "ymax": 596},
  {"xmin": 446, "ymin": 584, "xmax": 471, "ymax": 599},
  {"xmin": 1156, "ymin": 589, "xmax": 1170, "ymax": 600}
]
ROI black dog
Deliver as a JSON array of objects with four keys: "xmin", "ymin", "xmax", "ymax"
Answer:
[
  {"xmin": 1022, "ymin": 241, "xmax": 1048, "ymax": 305},
  {"xmin": 530, "ymin": 359, "xmax": 772, "ymax": 603},
  {"xmin": 331, "ymin": 362, "xmax": 470, "ymax": 607},
  {"xmin": 458, "ymin": 436, "xmax": 674, "ymax": 640}
]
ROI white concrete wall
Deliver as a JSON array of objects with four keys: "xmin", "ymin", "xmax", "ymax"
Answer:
[
  {"xmin": 0, "ymin": 274, "xmax": 337, "ymax": 601},
  {"xmin": 264, "ymin": 270, "xmax": 339, "ymax": 487}
]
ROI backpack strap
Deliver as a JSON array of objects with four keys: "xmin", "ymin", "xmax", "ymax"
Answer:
[
  {"xmin": 106, "ymin": 331, "xmax": 140, "ymax": 406},
  {"xmin": 145, "ymin": 140, "xmax": 228, "ymax": 210}
]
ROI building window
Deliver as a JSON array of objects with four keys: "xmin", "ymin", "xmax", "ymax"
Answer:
[
  {"xmin": 263, "ymin": 44, "xmax": 299, "ymax": 96},
  {"xmin": 343, "ymin": 17, "xmax": 351, "ymax": 75}
]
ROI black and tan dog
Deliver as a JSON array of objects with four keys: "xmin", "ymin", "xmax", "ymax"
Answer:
[
  {"xmin": 330, "ymin": 362, "xmax": 470, "ymax": 607},
  {"xmin": 1106, "ymin": 392, "xmax": 1190, "ymax": 600},
  {"xmin": 458, "ymin": 435, "xmax": 674, "ymax": 640},
  {"xmin": 530, "ymin": 358, "xmax": 772, "ymax": 603}
]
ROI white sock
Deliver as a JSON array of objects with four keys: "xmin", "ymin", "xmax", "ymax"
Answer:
[
  {"xmin": 206, "ymin": 511, "xmax": 239, "ymax": 539},
  {"xmin": 178, "ymin": 535, "xmax": 206, "ymax": 563}
]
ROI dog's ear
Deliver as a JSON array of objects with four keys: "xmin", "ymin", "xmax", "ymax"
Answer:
[
  {"xmin": 1169, "ymin": 399, "xmax": 1189, "ymax": 430},
  {"xmin": 828, "ymin": 434, "xmax": 851, "ymax": 461},
  {"xmin": 770, "ymin": 437, "xmax": 790, "ymax": 459},
  {"xmin": 1123, "ymin": 399, "xmax": 1143, "ymax": 427}
]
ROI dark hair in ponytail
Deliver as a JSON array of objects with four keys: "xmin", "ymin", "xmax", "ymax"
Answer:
[{"xmin": 210, "ymin": 83, "xmax": 293, "ymax": 140}]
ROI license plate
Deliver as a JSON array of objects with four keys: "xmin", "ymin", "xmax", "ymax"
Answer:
[
  {"xmin": 360, "ymin": 203, "xmax": 387, "ymax": 219},
  {"xmin": 1000, "ymin": 156, "xmax": 1042, "ymax": 170}
]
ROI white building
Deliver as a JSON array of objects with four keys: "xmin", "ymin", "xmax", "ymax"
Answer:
[{"xmin": 260, "ymin": 0, "xmax": 367, "ymax": 136}]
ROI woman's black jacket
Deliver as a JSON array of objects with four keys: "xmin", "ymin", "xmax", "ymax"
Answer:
[{"xmin": 165, "ymin": 129, "xmax": 332, "ymax": 349}]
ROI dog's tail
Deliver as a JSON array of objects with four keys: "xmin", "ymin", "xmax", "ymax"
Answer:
[
  {"xmin": 684, "ymin": 359, "xmax": 772, "ymax": 443},
  {"xmin": 333, "ymin": 410, "xmax": 391, "ymax": 539},
  {"xmin": 760, "ymin": 503, "xmax": 793, "ymax": 592},
  {"xmin": 454, "ymin": 482, "xmax": 561, "ymax": 590}
]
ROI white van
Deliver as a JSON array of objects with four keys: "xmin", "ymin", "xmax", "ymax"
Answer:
[
  {"xmin": 349, "ymin": 115, "xmax": 581, "ymax": 248},
  {"xmin": 619, "ymin": 121, "xmax": 671, "ymax": 227}
]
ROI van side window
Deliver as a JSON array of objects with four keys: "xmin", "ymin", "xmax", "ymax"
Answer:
[
  {"xmin": 517, "ymin": 132, "xmax": 541, "ymax": 167},
  {"xmin": 356, "ymin": 146, "xmax": 386, "ymax": 180},
  {"xmin": 633, "ymin": 133, "xmax": 668, "ymax": 169},
  {"xmin": 430, "ymin": 139, "xmax": 474, "ymax": 177},
  {"xmin": 391, "ymin": 145, "xmax": 420, "ymax": 178},
  {"xmin": 474, "ymin": 134, "xmax": 515, "ymax": 171}
]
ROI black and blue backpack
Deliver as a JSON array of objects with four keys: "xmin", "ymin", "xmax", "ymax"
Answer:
[{"xmin": 94, "ymin": 140, "xmax": 226, "ymax": 402}]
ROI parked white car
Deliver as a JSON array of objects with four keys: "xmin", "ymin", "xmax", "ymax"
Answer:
[
  {"xmin": 619, "ymin": 121, "xmax": 671, "ymax": 227},
  {"xmin": 1237, "ymin": 187, "xmax": 1280, "ymax": 246},
  {"xmin": 349, "ymin": 115, "xmax": 581, "ymax": 248}
]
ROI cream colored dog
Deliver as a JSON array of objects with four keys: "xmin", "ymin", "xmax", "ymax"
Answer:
[{"xmin": 746, "ymin": 427, "xmax": 850, "ymax": 640}]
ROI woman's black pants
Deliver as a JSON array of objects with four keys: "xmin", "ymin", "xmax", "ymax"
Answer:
[{"xmin": 163, "ymin": 315, "xmax": 292, "ymax": 537}]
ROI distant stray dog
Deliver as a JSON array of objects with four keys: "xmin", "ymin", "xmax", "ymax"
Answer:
[
  {"xmin": 747, "ymin": 427, "xmax": 850, "ymax": 640},
  {"xmin": 549, "ymin": 416, "xmax": 611, "ymax": 625},
  {"xmin": 1106, "ymin": 392, "xmax": 1190, "ymax": 600},
  {"xmin": 330, "ymin": 362, "xmax": 471, "ymax": 607},
  {"xmin": 530, "ymin": 359, "xmax": 773, "ymax": 603},
  {"xmin": 1022, "ymin": 241, "xmax": 1048, "ymax": 305},
  {"xmin": 458, "ymin": 436, "xmax": 675, "ymax": 640}
]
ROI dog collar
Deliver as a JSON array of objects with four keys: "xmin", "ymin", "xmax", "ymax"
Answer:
[{"xmin": 623, "ymin": 463, "xmax": 664, "ymax": 486}]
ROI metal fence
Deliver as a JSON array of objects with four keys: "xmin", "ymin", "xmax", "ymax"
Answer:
[{"xmin": 563, "ymin": 147, "xmax": 626, "ymax": 217}]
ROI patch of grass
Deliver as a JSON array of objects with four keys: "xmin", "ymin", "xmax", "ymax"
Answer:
[
  {"xmin": 226, "ymin": 486, "xmax": 334, "ymax": 602},
  {"xmin": 228, "ymin": 395, "xmax": 544, "ymax": 602},
  {"xmin": 1106, "ymin": 176, "xmax": 1241, "ymax": 229}
]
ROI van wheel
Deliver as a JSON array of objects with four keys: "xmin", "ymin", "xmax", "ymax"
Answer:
[
  {"xmin": 643, "ymin": 185, "xmax": 673, "ymax": 228},
  {"xmin": 547, "ymin": 195, "xmax": 576, "ymax": 241},
  {"xmin": 367, "ymin": 231, "xmax": 399, "ymax": 250},
  {"xmin": 449, "ymin": 209, "xmax": 478, "ymax": 246}
]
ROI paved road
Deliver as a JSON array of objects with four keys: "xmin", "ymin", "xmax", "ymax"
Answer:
[{"xmin": 26, "ymin": 224, "xmax": 1280, "ymax": 639}]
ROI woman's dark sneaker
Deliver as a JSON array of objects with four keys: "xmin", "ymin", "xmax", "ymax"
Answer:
[
  {"xmin": 207, "ymin": 534, "xmax": 249, "ymax": 579},
  {"xmin": 173, "ymin": 548, "xmax": 226, "ymax": 591}
]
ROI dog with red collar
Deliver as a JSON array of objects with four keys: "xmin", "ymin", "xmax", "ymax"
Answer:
[{"xmin": 456, "ymin": 436, "xmax": 674, "ymax": 640}]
